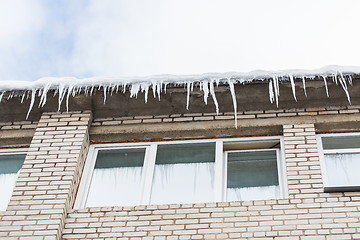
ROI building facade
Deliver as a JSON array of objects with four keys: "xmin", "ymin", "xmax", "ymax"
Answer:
[{"xmin": 0, "ymin": 76, "xmax": 360, "ymax": 239}]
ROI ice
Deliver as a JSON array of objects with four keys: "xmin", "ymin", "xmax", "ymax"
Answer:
[
  {"xmin": 209, "ymin": 81, "xmax": 219, "ymax": 115},
  {"xmin": 289, "ymin": 75, "xmax": 297, "ymax": 101},
  {"xmin": 228, "ymin": 80, "xmax": 238, "ymax": 128},
  {"xmin": 302, "ymin": 77, "xmax": 307, "ymax": 97},
  {"xmin": 322, "ymin": 76, "xmax": 329, "ymax": 97},
  {"xmin": 186, "ymin": 82, "xmax": 191, "ymax": 110},
  {"xmin": 0, "ymin": 66, "xmax": 359, "ymax": 126}
]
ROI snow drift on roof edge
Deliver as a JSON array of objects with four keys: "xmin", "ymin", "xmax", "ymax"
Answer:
[{"xmin": 0, "ymin": 65, "xmax": 359, "ymax": 127}]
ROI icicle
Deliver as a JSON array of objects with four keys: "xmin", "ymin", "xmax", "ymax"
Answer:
[
  {"xmin": 289, "ymin": 75, "xmax": 297, "ymax": 101},
  {"xmin": 72, "ymin": 87, "xmax": 78, "ymax": 97},
  {"xmin": 338, "ymin": 71, "xmax": 351, "ymax": 104},
  {"xmin": 186, "ymin": 82, "xmax": 191, "ymax": 110},
  {"xmin": 21, "ymin": 92, "xmax": 26, "ymax": 103},
  {"xmin": 202, "ymin": 81, "xmax": 209, "ymax": 105},
  {"xmin": 0, "ymin": 92, "xmax": 4, "ymax": 103},
  {"xmin": 322, "ymin": 76, "xmax": 329, "ymax": 97},
  {"xmin": 7, "ymin": 92, "xmax": 13, "ymax": 100},
  {"xmin": 58, "ymin": 84, "xmax": 67, "ymax": 111},
  {"xmin": 209, "ymin": 81, "xmax": 219, "ymax": 115},
  {"xmin": 144, "ymin": 84, "xmax": 149, "ymax": 103},
  {"xmin": 110, "ymin": 84, "xmax": 115, "ymax": 96},
  {"xmin": 103, "ymin": 86, "xmax": 107, "ymax": 104},
  {"xmin": 272, "ymin": 76, "xmax": 279, "ymax": 107},
  {"xmin": 65, "ymin": 84, "xmax": 75, "ymax": 112},
  {"xmin": 333, "ymin": 73, "xmax": 338, "ymax": 85},
  {"xmin": 228, "ymin": 80, "xmax": 237, "ymax": 128},
  {"xmin": 26, "ymin": 89, "xmax": 37, "ymax": 119},
  {"xmin": 348, "ymin": 75, "xmax": 353, "ymax": 85},
  {"xmin": 269, "ymin": 80, "xmax": 274, "ymax": 104},
  {"xmin": 152, "ymin": 82, "xmax": 157, "ymax": 99},
  {"xmin": 39, "ymin": 83, "xmax": 51, "ymax": 108},
  {"xmin": 130, "ymin": 83, "xmax": 140, "ymax": 98},
  {"xmin": 84, "ymin": 86, "xmax": 89, "ymax": 96},
  {"xmin": 302, "ymin": 77, "xmax": 307, "ymax": 97},
  {"xmin": 90, "ymin": 85, "xmax": 95, "ymax": 96},
  {"xmin": 157, "ymin": 82, "xmax": 161, "ymax": 101}
]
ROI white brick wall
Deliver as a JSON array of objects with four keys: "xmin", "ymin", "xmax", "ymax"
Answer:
[
  {"xmin": 1, "ymin": 111, "xmax": 360, "ymax": 239},
  {"xmin": 61, "ymin": 123, "xmax": 360, "ymax": 239},
  {"xmin": 283, "ymin": 124, "xmax": 324, "ymax": 198},
  {"xmin": 0, "ymin": 111, "xmax": 91, "ymax": 240}
]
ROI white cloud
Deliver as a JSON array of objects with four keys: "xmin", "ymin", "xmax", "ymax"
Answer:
[
  {"xmin": 0, "ymin": 0, "xmax": 45, "ymax": 80},
  {"xmin": 67, "ymin": 0, "xmax": 360, "ymax": 77},
  {"xmin": 0, "ymin": 0, "xmax": 44, "ymax": 44},
  {"xmin": 0, "ymin": 0, "xmax": 360, "ymax": 81}
]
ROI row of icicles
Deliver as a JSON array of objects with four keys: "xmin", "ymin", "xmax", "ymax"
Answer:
[{"xmin": 0, "ymin": 73, "xmax": 354, "ymax": 128}]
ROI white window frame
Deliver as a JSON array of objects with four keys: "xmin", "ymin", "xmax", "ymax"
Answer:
[
  {"xmin": 0, "ymin": 148, "xmax": 28, "ymax": 211},
  {"xmin": 75, "ymin": 136, "xmax": 288, "ymax": 209},
  {"xmin": 223, "ymin": 148, "xmax": 280, "ymax": 201},
  {"xmin": 317, "ymin": 132, "xmax": 360, "ymax": 192}
]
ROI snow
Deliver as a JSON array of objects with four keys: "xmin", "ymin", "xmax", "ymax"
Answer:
[{"xmin": 0, "ymin": 65, "xmax": 359, "ymax": 126}]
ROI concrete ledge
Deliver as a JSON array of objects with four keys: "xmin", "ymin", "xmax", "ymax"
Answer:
[
  {"xmin": 90, "ymin": 113, "xmax": 360, "ymax": 143},
  {"xmin": 0, "ymin": 129, "xmax": 35, "ymax": 147}
]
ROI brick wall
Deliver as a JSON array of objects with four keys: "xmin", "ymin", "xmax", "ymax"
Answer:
[
  {"xmin": 63, "ymin": 195, "xmax": 360, "ymax": 239},
  {"xmin": 283, "ymin": 124, "xmax": 323, "ymax": 198},
  {"xmin": 62, "ymin": 123, "xmax": 360, "ymax": 239},
  {"xmin": 91, "ymin": 105, "xmax": 360, "ymax": 126},
  {"xmin": 0, "ymin": 111, "xmax": 91, "ymax": 240},
  {"xmin": 1, "ymin": 109, "xmax": 360, "ymax": 239},
  {"xmin": 0, "ymin": 121, "xmax": 38, "ymax": 131}
]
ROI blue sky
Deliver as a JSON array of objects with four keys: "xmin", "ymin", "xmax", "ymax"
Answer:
[{"xmin": 0, "ymin": 0, "xmax": 360, "ymax": 81}]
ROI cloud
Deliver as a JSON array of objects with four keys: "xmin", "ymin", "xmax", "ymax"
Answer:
[
  {"xmin": 0, "ymin": 0, "xmax": 360, "ymax": 81},
  {"xmin": 0, "ymin": 0, "xmax": 45, "ymax": 80},
  {"xmin": 68, "ymin": 0, "xmax": 360, "ymax": 77}
]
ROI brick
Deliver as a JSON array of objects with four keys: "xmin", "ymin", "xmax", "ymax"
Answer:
[
  {"xmin": 194, "ymin": 116, "xmax": 214, "ymax": 121},
  {"xmin": 173, "ymin": 117, "xmax": 194, "ymax": 122},
  {"xmin": 214, "ymin": 115, "xmax": 234, "ymax": 120}
]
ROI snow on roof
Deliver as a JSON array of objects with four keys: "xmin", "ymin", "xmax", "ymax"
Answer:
[{"xmin": 0, "ymin": 65, "xmax": 359, "ymax": 126}]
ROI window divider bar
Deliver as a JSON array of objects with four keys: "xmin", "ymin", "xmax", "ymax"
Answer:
[
  {"xmin": 316, "ymin": 135, "xmax": 329, "ymax": 189},
  {"xmin": 140, "ymin": 143, "xmax": 157, "ymax": 205},
  {"xmin": 214, "ymin": 140, "xmax": 224, "ymax": 202},
  {"xmin": 75, "ymin": 146, "xmax": 98, "ymax": 209}
]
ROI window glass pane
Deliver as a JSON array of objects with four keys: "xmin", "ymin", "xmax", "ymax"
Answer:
[
  {"xmin": 0, "ymin": 154, "xmax": 26, "ymax": 211},
  {"xmin": 150, "ymin": 143, "xmax": 215, "ymax": 205},
  {"xmin": 322, "ymin": 135, "xmax": 360, "ymax": 149},
  {"xmin": 325, "ymin": 153, "xmax": 360, "ymax": 186},
  {"xmin": 227, "ymin": 150, "xmax": 280, "ymax": 201},
  {"xmin": 86, "ymin": 148, "xmax": 145, "ymax": 207}
]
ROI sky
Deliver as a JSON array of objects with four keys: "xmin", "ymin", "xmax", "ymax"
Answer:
[{"xmin": 0, "ymin": 0, "xmax": 360, "ymax": 82}]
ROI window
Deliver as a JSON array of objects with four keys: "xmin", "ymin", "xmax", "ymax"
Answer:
[
  {"xmin": 0, "ymin": 149, "xmax": 26, "ymax": 211},
  {"xmin": 75, "ymin": 137, "xmax": 287, "ymax": 208},
  {"xmin": 318, "ymin": 133, "xmax": 360, "ymax": 192}
]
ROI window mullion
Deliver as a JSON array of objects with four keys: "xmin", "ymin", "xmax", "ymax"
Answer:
[
  {"xmin": 275, "ymin": 149, "xmax": 285, "ymax": 198},
  {"xmin": 140, "ymin": 143, "xmax": 157, "ymax": 205},
  {"xmin": 223, "ymin": 151, "xmax": 228, "ymax": 202},
  {"xmin": 76, "ymin": 147, "xmax": 98, "ymax": 209},
  {"xmin": 317, "ymin": 135, "xmax": 329, "ymax": 189},
  {"xmin": 214, "ymin": 140, "xmax": 224, "ymax": 202}
]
